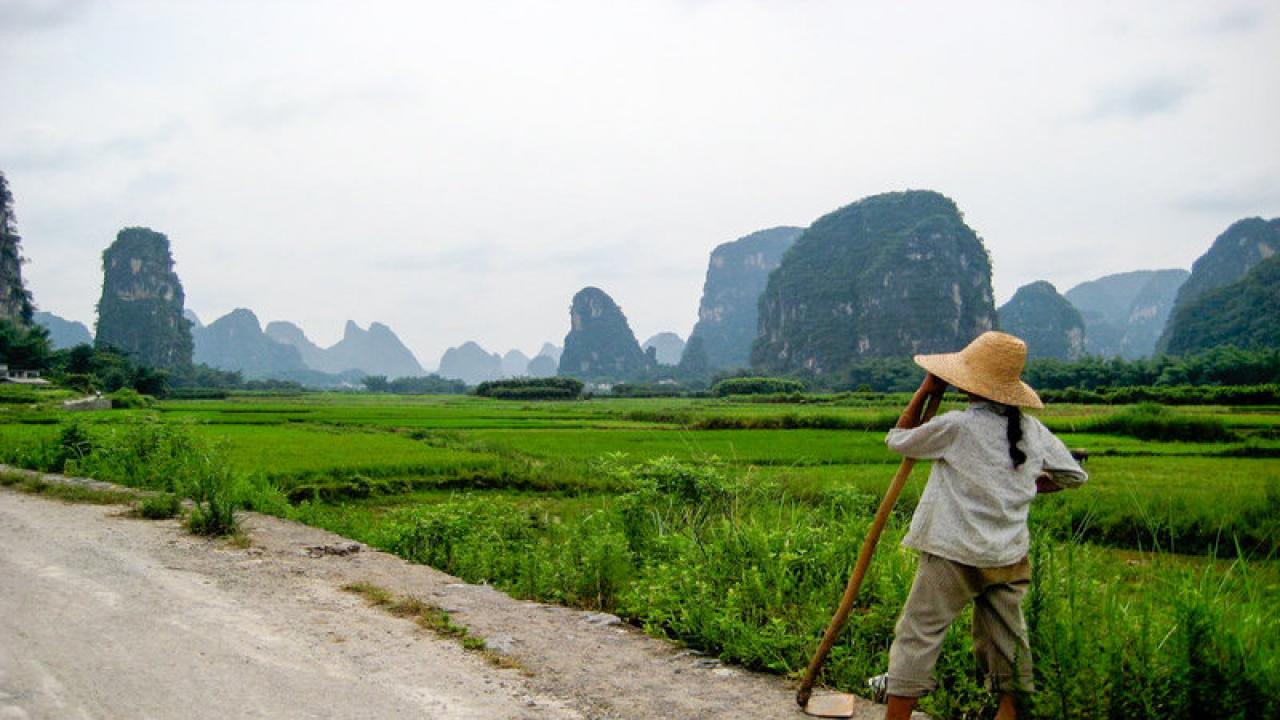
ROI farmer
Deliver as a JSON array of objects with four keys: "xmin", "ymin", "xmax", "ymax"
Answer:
[{"xmin": 874, "ymin": 331, "xmax": 1087, "ymax": 720}]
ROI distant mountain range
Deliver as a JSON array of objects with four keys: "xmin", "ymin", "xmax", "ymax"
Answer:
[
  {"xmin": 33, "ymin": 311, "xmax": 93, "ymax": 350},
  {"xmin": 264, "ymin": 319, "xmax": 423, "ymax": 378},
  {"xmin": 1063, "ymin": 270, "xmax": 1188, "ymax": 359}
]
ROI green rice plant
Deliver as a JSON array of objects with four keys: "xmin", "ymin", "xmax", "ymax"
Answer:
[{"xmin": 1076, "ymin": 403, "xmax": 1237, "ymax": 442}]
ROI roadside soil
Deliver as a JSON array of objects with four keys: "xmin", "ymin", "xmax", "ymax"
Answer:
[{"xmin": 0, "ymin": 471, "xmax": 890, "ymax": 719}]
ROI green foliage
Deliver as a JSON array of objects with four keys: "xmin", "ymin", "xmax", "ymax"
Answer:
[
  {"xmin": 1163, "ymin": 255, "xmax": 1280, "ymax": 355},
  {"xmin": 475, "ymin": 377, "xmax": 583, "ymax": 400},
  {"xmin": 364, "ymin": 374, "xmax": 469, "ymax": 394},
  {"xmin": 0, "ymin": 318, "xmax": 51, "ymax": 370},
  {"xmin": 138, "ymin": 492, "xmax": 181, "ymax": 519},
  {"xmin": 712, "ymin": 376, "xmax": 806, "ymax": 396},
  {"xmin": 107, "ymin": 387, "xmax": 154, "ymax": 409},
  {"xmin": 998, "ymin": 281, "xmax": 1085, "ymax": 360},
  {"xmin": 0, "ymin": 171, "xmax": 34, "ymax": 324},
  {"xmin": 559, "ymin": 287, "xmax": 649, "ymax": 381},
  {"xmin": 183, "ymin": 450, "xmax": 239, "ymax": 536},
  {"xmin": 609, "ymin": 382, "xmax": 685, "ymax": 398},
  {"xmin": 1025, "ymin": 346, "xmax": 1280, "ymax": 391},
  {"xmin": 1080, "ymin": 404, "xmax": 1237, "ymax": 442},
  {"xmin": 1040, "ymin": 384, "xmax": 1280, "ymax": 405},
  {"xmin": 753, "ymin": 190, "xmax": 995, "ymax": 373}
]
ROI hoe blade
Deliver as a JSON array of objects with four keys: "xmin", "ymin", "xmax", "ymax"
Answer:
[{"xmin": 803, "ymin": 692, "xmax": 857, "ymax": 718}]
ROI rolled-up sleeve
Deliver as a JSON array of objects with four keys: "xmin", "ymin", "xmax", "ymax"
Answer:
[
  {"xmin": 1033, "ymin": 420, "xmax": 1088, "ymax": 488},
  {"xmin": 886, "ymin": 413, "xmax": 959, "ymax": 460}
]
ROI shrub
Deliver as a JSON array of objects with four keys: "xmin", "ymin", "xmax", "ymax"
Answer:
[
  {"xmin": 475, "ymin": 377, "xmax": 583, "ymax": 400},
  {"xmin": 712, "ymin": 377, "xmax": 806, "ymax": 396},
  {"xmin": 107, "ymin": 388, "xmax": 154, "ymax": 409},
  {"xmin": 139, "ymin": 492, "xmax": 181, "ymax": 519},
  {"xmin": 184, "ymin": 452, "xmax": 240, "ymax": 536}
]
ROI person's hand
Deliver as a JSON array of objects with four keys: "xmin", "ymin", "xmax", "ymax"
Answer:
[
  {"xmin": 1036, "ymin": 473, "xmax": 1063, "ymax": 494},
  {"xmin": 922, "ymin": 373, "xmax": 948, "ymax": 396}
]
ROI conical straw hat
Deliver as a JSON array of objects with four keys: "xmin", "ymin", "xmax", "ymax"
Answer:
[{"xmin": 913, "ymin": 331, "xmax": 1043, "ymax": 409}]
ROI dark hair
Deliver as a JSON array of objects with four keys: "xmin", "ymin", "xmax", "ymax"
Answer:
[{"xmin": 1005, "ymin": 405, "xmax": 1027, "ymax": 468}]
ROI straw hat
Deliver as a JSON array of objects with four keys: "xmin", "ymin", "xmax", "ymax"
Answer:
[{"xmin": 913, "ymin": 331, "xmax": 1043, "ymax": 409}]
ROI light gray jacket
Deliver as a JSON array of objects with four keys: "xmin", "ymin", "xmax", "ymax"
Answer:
[{"xmin": 886, "ymin": 402, "xmax": 1087, "ymax": 567}]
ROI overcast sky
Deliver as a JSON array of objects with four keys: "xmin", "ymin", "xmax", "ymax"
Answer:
[{"xmin": 3, "ymin": 0, "xmax": 1278, "ymax": 367}]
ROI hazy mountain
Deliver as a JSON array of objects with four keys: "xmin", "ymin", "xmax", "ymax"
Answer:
[
  {"xmin": 1157, "ymin": 217, "xmax": 1280, "ymax": 352},
  {"xmin": 642, "ymin": 332, "xmax": 685, "ymax": 365},
  {"xmin": 438, "ymin": 341, "xmax": 503, "ymax": 385},
  {"xmin": 687, "ymin": 226, "xmax": 802, "ymax": 369},
  {"xmin": 536, "ymin": 342, "xmax": 562, "ymax": 364},
  {"xmin": 997, "ymin": 281, "xmax": 1085, "ymax": 360},
  {"xmin": 264, "ymin": 321, "xmax": 328, "ymax": 368},
  {"xmin": 526, "ymin": 354, "xmax": 557, "ymax": 377},
  {"xmin": 753, "ymin": 191, "xmax": 996, "ymax": 374},
  {"xmin": 193, "ymin": 308, "xmax": 308, "ymax": 379},
  {"xmin": 1162, "ymin": 255, "xmax": 1280, "ymax": 354},
  {"xmin": 323, "ymin": 321, "xmax": 423, "ymax": 378},
  {"xmin": 33, "ymin": 311, "xmax": 92, "ymax": 349},
  {"xmin": 94, "ymin": 227, "xmax": 193, "ymax": 369},
  {"xmin": 559, "ymin": 287, "xmax": 648, "ymax": 381},
  {"xmin": 501, "ymin": 349, "xmax": 530, "ymax": 377},
  {"xmin": 266, "ymin": 320, "xmax": 423, "ymax": 378},
  {"xmin": 184, "ymin": 309, "xmax": 203, "ymax": 329},
  {"xmin": 1064, "ymin": 270, "xmax": 1188, "ymax": 359},
  {"xmin": 0, "ymin": 171, "xmax": 34, "ymax": 325}
]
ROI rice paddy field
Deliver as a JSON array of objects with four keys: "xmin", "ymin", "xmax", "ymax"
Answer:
[{"xmin": 3, "ymin": 391, "xmax": 1278, "ymax": 719}]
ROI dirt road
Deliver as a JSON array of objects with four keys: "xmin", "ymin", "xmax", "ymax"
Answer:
[{"xmin": 0, "ymin": 481, "xmax": 887, "ymax": 719}]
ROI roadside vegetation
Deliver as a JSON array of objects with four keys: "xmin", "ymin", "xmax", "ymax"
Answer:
[{"xmin": 1, "ymin": 393, "xmax": 1276, "ymax": 719}]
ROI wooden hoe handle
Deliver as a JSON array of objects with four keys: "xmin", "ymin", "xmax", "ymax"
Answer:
[{"xmin": 796, "ymin": 381, "xmax": 944, "ymax": 708}]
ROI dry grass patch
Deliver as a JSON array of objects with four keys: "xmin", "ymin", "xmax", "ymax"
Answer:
[{"xmin": 341, "ymin": 582, "xmax": 525, "ymax": 671}]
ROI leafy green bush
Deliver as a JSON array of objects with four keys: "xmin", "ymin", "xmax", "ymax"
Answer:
[
  {"xmin": 184, "ymin": 452, "xmax": 239, "ymax": 536},
  {"xmin": 475, "ymin": 377, "xmax": 583, "ymax": 400},
  {"xmin": 107, "ymin": 388, "xmax": 154, "ymax": 409},
  {"xmin": 712, "ymin": 377, "xmax": 806, "ymax": 396},
  {"xmin": 139, "ymin": 492, "xmax": 181, "ymax": 519}
]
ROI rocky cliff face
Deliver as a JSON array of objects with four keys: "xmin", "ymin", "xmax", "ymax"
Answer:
[
  {"xmin": 752, "ymin": 191, "xmax": 995, "ymax": 374},
  {"xmin": 194, "ymin": 308, "xmax": 308, "ymax": 379},
  {"xmin": 642, "ymin": 332, "xmax": 685, "ymax": 365},
  {"xmin": 687, "ymin": 226, "xmax": 802, "ymax": 369},
  {"xmin": 997, "ymin": 281, "xmax": 1085, "ymax": 360},
  {"xmin": 1064, "ymin": 270, "xmax": 1187, "ymax": 359},
  {"xmin": 33, "ymin": 311, "xmax": 93, "ymax": 350},
  {"xmin": 559, "ymin": 287, "xmax": 648, "ymax": 381},
  {"xmin": 94, "ymin": 227, "xmax": 193, "ymax": 369},
  {"xmin": 1162, "ymin": 255, "xmax": 1280, "ymax": 354},
  {"xmin": 266, "ymin": 320, "xmax": 423, "ymax": 378},
  {"xmin": 438, "ymin": 341, "xmax": 503, "ymax": 385},
  {"xmin": 1157, "ymin": 217, "xmax": 1280, "ymax": 352},
  {"xmin": 0, "ymin": 172, "xmax": 34, "ymax": 325}
]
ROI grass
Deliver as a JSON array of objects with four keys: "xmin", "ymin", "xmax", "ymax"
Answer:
[
  {"xmin": 341, "ymin": 581, "xmax": 524, "ymax": 671},
  {"xmin": 0, "ymin": 468, "xmax": 137, "ymax": 504},
  {"xmin": 2, "ymin": 393, "xmax": 1277, "ymax": 719}
]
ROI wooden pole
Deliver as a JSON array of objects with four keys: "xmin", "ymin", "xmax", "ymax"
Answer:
[{"xmin": 796, "ymin": 382, "xmax": 944, "ymax": 709}]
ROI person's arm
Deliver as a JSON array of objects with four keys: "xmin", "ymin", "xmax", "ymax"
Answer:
[
  {"xmin": 885, "ymin": 375, "xmax": 955, "ymax": 460},
  {"xmin": 1034, "ymin": 420, "xmax": 1088, "ymax": 490},
  {"xmin": 895, "ymin": 373, "xmax": 948, "ymax": 429}
]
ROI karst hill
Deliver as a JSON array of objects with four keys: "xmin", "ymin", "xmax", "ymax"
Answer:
[{"xmin": 752, "ymin": 190, "xmax": 996, "ymax": 375}]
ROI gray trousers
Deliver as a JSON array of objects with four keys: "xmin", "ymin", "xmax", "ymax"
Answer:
[{"xmin": 886, "ymin": 552, "xmax": 1034, "ymax": 698}]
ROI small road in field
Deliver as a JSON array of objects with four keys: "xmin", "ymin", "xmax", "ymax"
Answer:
[{"xmin": 0, "ymin": 476, "xmax": 890, "ymax": 719}]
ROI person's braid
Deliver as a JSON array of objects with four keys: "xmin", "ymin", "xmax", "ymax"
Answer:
[{"xmin": 1006, "ymin": 405, "xmax": 1027, "ymax": 468}]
